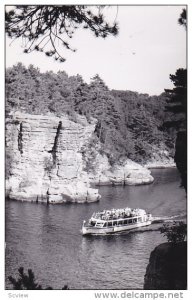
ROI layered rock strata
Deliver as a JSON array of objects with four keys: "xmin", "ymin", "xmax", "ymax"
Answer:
[{"xmin": 6, "ymin": 111, "xmax": 100, "ymax": 203}]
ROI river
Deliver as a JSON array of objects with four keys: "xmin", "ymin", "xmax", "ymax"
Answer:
[{"xmin": 5, "ymin": 168, "xmax": 186, "ymax": 290}]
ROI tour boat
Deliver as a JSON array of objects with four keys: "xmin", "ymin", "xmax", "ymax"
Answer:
[{"xmin": 81, "ymin": 207, "xmax": 152, "ymax": 235}]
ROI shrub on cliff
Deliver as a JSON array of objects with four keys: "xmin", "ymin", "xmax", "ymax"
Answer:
[
  {"xmin": 160, "ymin": 221, "xmax": 187, "ymax": 244},
  {"xmin": 8, "ymin": 267, "xmax": 69, "ymax": 290}
]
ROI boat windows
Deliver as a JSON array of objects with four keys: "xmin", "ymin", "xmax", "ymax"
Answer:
[
  {"xmin": 118, "ymin": 221, "xmax": 123, "ymax": 226},
  {"xmin": 113, "ymin": 221, "xmax": 117, "ymax": 226},
  {"xmin": 128, "ymin": 219, "xmax": 132, "ymax": 224},
  {"xmin": 108, "ymin": 222, "xmax": 112, "ymax": 227},
  {"xmin": 95, "ymin": 222, "xmax": 104, "ymax": 227},
  {"xmin": 124, "ymin": 219, "xmax": 128, "ymax": 225}
]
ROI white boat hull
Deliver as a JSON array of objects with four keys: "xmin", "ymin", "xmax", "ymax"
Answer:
[{"xmin": 82, "ymin": 220, "xmax": 152, "ymax": 235}]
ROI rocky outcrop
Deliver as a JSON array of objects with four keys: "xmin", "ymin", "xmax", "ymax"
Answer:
[
  {"xmin": 144, "ymin": 242, "xmax": 187, "ymax": 290},
  {"xmin": 6, "ymin": 111, "xmax": 154, "ymax": 204},
  {"xmin": 144, "ymin": 159, "xmax": 176, "ymax": 169},
  {"xmin": 6, "ymin": 111, "xmax": 100, "ymax": 203},
  {"xmin": 144, "ymin": 148, "xmax": 176, "ymax": 169},
  {"xmin": 89, "ymin": 155, "xmax": 154, "ymax": 186}
]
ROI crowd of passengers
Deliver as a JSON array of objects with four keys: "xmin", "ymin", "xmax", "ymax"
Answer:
[{"xmin": 92, "ymin": 208, "xmax": 146, "ymax": 220}]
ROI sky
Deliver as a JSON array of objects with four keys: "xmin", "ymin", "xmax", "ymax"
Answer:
[{"xmin": 6, "ymin": 5, "xmax": 186, "ymax": 96}]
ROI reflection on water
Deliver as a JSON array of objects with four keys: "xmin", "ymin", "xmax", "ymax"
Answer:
[{"xmin": 5, "ymin": 168, "xmax": 186, "ymax": 289}]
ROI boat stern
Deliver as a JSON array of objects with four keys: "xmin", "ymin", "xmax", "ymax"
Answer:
[
  {"xmin": 147, "ymin": 213, "xmax": 152, "ymax": 221},
  {"xmin": 81, "ymin": 220, "xmax": 87, "ymax": 235}
]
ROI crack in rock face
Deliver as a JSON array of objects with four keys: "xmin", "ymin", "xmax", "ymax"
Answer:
[
  {"xmin": 48, "ymin": 121, "xmax": 62, "ymax": 167},
  {"xmin": 6, "ymin": 112, "xmax": 100, "ymax": 203},
  {"xmin": 18, "ymin": 122, "xmax": 23, "ymax": 154}
]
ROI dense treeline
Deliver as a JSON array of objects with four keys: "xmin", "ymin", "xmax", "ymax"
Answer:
[
  {"xmin": 6, "ymin": 63, "xmax": 176, "ymax": 164},
  {"xmin": 164, "ymin": 68, "xmax": 187, "ymax": 191}
]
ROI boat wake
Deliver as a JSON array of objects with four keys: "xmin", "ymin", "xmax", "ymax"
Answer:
[
  {"xmin": 123, "ymin": 212, "xmax": 187, "ymax": 235},
  {"xmin": 151, "ymin": 212, "xmax": 186, "ymax": 224}
]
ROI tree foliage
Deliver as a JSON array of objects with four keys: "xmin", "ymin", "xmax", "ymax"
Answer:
[
  {"xmin": 164, "ymin": 68, "xmax": 187, "ymax": 129},
  {"xmin": 160, "ymin": 222, "xmax": 187, "ymax": 244},
  {"xmin": 6, "ymin": 63, "xmax": 176, "ymax": 167},
  {"xmin": 5, "ymin": 5, "xmax": 118, "ymax": 62},
  {"xmin": 8, "ymin": 267, "xmax": 69, "ymax": 290},
  {"xmin": 164, "ymin": 69, "xmax": 187, "ymax": 191},
  {"xmin": 178, "ymin": 8, "xmax": 187, "ymax": 28}
]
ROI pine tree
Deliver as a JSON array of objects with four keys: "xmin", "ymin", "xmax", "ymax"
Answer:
[
  {"xmin": 6, "ymin": 5, "xmax": 118, "ymax": 62},
  {"xmin": 8, "ymin": 267, "xmax": 69, "ymax": 290}
]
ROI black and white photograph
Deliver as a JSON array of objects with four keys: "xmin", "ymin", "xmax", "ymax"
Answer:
[{"xmin": 4, "ymin": 1, "xmax": 188, "ymax": 297}]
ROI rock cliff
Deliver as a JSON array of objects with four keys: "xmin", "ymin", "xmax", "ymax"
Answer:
[
  {"xmin": 89, "ymin": 155, "xmax": 154, "ymax": 186},
  {"xmin": 144, "ymin": 242, "xmax": 187, "ymax": 290},
  {"xmin": 6, "ymin": 111, "xmax": 100, "ymax": 203},
  {"xmin": 6, "ymin": 111, "xmax": 154, "ymax": 203}
]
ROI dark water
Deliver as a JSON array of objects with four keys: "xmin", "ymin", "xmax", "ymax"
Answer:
[{"xmin": 5, "ymin": 168, "xmax": 186, "ymax": 290}]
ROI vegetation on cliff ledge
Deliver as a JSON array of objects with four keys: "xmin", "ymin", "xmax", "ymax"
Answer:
[
  {"xmin": 160, "ymin": 221, "xmax": 187, "ymax": 244},
  {"xmin": 6, "ymin": 63, "xmax": 178, "ymax": 167}
]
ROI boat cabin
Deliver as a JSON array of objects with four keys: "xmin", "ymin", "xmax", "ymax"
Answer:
[{"xmin": 89, "ymin": 215, "xmax": 147, "ymax": 228}]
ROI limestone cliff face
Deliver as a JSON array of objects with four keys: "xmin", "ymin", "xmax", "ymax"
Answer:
[
  {"xmin": 89, "ymin": 155, "xmax": 154, "ymax": 186},
  {"xmin": 6, "ymin": 111, "xmax": 154, "ymax": 203},
  {"xmin": 6, "ymin": 111, "xmax": 100, "ymax": 203},
  {"xmin": 144, "ymin": 242, "xmax": 187, "ymax": 290}
]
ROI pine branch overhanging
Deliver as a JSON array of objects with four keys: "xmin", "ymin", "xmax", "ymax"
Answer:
[{"xmin": 5, "ymin": 5, "xmax": 119, "ymax": 62}]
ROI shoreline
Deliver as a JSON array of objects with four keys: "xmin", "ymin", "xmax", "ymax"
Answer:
[
  {"xmin": 143, "ymin": 162, "xmax": 176, "ymax": 170},
  {"xmin": 147, "ymin": 165, "xmax": 176, "ymax": 169}
]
